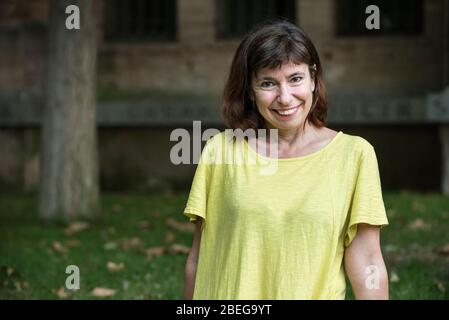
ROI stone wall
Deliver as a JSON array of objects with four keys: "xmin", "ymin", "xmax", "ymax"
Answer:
[
  {"xmin": 0, "ymin": 0, "xmax": 446, "ymax": 192},
  {"xmin": 98, "ymin": 0, "xmax": 446, "ymax": 96},
  {"xmin": 1, "ymin": 0, "xmax": 445, "ymax": 96}
]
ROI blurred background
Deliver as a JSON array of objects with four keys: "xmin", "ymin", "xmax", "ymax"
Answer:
[{"xmin": 0, "ymin": 0, "xmax": 448, "ymax": 300}]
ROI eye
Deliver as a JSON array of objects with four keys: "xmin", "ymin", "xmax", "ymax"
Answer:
[
  {"xmin": 260, "ymin": 81, "xmax": 275, "ymax": 88},
  {"xmin": 291, "ymin": 76, "xmax": 303, "ymax": 83}
]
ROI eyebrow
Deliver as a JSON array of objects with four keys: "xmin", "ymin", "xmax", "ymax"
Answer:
[{"xmin": 257, "ymin": 72, "xmax": 305, "ymax": 81}]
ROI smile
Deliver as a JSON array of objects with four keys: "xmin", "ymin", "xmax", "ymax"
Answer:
[{"xmin": 272, "ymin": 105, "xmax": 300, "ymax": 116}]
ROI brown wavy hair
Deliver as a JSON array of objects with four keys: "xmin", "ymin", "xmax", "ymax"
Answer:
[{"xmin": 221, "ymin": 20, "xmax": 328, "ymax": 131}]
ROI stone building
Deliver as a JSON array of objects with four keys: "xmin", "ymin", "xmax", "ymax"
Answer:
[{"xmin": 0, "ymin": 0, "xmax": 448, "ymax": 192}]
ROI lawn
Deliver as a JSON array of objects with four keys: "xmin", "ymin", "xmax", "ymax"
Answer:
[{"xmin": 0, "ymin": 191, "xmax": 448, "ymax": 299}]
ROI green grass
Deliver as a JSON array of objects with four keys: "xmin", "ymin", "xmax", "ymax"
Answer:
[
  {"xmin": 0, "ymin": 193, "xmax": 191, "ymax": 300},
  {"xmin": 0, "ymin": 191, "xmax": 448, "ymax": 300},
  {"xmin": 378, "ymin": 192, "xmax": 449, "ymax": 300}
]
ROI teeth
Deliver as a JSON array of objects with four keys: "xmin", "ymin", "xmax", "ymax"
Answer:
[{"xmin": 276, "ymin": 107, "xmax": 298, "ymax": 115}]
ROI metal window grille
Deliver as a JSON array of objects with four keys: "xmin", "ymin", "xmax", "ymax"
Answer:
[
  {"xmin": 216, "ymin": 0, "xmax": 296, "ymax": 39},
  {"xmin": 103, "ymin": 0, "xmax": 177, "ymax": 42}
]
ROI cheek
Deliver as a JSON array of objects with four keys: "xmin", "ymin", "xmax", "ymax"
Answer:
[
  {"xmin": 255, "ymin": 92, "xmax": 277, "ymax": 106},
  {"xmin": 293, "ymin": 86, "xmax": 313, "ymax": 97}
]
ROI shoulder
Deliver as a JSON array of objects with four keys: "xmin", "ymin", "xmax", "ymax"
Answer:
[
  {"xmin": 332, "ymin": 131, "xmax": 377, "ymax": 166},
  {"xmin": 340, "ymin": 132, "xmax": 374, "ymax": 152},
  {"xmin": 200, "ymin": 131, "xmax": 229, "ymax": 163},
  {"xmin": 203, "ymin": 130, "xmax": 248, "ymax": 151},
  {"xmin": 203, "ymin": 131, "xmax": 226, "ymax": 151}
]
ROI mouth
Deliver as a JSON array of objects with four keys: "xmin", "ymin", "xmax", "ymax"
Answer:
[{"xmin": 271, "ymin": 104, "xmax": 301, "ymax": 117}]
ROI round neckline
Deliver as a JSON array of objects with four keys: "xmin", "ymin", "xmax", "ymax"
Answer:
[{"xmin": 243, "ymin": 130, "xmax": 343, "ymax": 162}]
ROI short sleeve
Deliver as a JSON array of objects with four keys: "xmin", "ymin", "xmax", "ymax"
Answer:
[
  {"xmin": 183, "ymin": 138, "xmax": 214, "ymax": 225},
  {"xmin": 345, "ymin": 144, "xmax": 389, "ymax": 247}
]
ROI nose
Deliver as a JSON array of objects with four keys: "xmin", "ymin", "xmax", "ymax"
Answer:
[{"xmin": 277, "ymin": 84, "xmax": 294, "ymax": 106}]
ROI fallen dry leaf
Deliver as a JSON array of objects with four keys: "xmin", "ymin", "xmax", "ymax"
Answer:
[
  {"xmin": 112, "ymin": 204, "xmax": 123, "ymax": 213},
  {"xmin": 91, "ymin": 287, "xmax": 116, "ymax": 298},
  {"xmin": 64, "ymin": 222, "xmax": 89, "ymax": 236},
  {"xmin": 169, "ymin": 244, "xmax": 190, "ymax": 255},
  {"xmin": 439, "ymin": 243, "xmax": 449, "ymax": 255},
  {"xmin": 411, "ymin": 200, "xmax": 426, "ymax": 213},
  {"xmin": 103, "ymin": 241, "xmax": 117, "ymax": 250},
  {"xmin": 107, "ymin": 261, "xmax": 125, "ymax": 273},
  {"xmin": 65, "ymin": 239, "xmax": 81, "ymax": 248},
  {"xmin": 14, "ymin": 281, "xmax": 22, "ymax": 291},
  {"xmin": 138, "ymin": 221, "xmax": 152, "ymax": 230},
  {"xmin": 150, "ymin": 210, "xmax": 160, "ymax": 217},
  {"xmin": 409, "ymin": 218, "xmax": 430, "ymax": 231},
  {"xmin": 165, "ymin": 218, "xmax": 194, "ymax": 233},
  {"xmin": 52, "ymin": 241, "xmax": 68, "ymax": 253},
  {"xmin": 145, "ymin": 246, "xmax": 166, "ymax": 258},
  {"xmin": 56, "ymin": 287, "xmax": 68, "ymax": 299},
  {"xmin": 384, "ymin": 244, "xmax": 398, "ymax": 253},
  {"xmin": 118, "ymin": 237, "xmax": 145, "ymax": 251},
  {"xmin": 434, "ymin": 280, "xmax": 446, "ymax": 293},
  {"xmin": 390, "ymin": 272, "xmax": 400, "ymax": 283},
  {"xmin": 165, "ymin": 231, "xmax": 176, "ymax": 243},
  {"xmin": 128, "ymin": 237, "xmax": 144, "ymax": 249},
  {"xmin": 122, "ymin": 280, "xmax": 130, "ymax": 291},
  {"xmin": 6, "ymin": 267, "xmax": 15, "ymax": 277},
  {"xmin": 103, "ymin": 241, "xmax": 118, "ymax": 250}
]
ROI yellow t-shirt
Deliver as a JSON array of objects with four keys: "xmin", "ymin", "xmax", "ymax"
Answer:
[{"xmin": 183, "ymin": 130, "xmax": 388, "ymax": 299}]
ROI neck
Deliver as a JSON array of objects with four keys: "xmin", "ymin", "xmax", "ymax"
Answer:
[{"xmin": 266, "ymin": 121, "xmax": 319, "ymax": 149}]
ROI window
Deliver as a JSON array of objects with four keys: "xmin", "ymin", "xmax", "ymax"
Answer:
[
  {"xmin": 103, "ymin": 0, "xmax": 177, "ymax": 42},
  {"xmin": 216, "ymin": 0, "xmax": 296, "ymax": 39},
  {"xmin": 336, "ymin": 0, "xmax": 423, "ymax": 36}
]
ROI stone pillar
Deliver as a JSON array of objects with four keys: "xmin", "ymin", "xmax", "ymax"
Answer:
[
  {"xmin": 440, "ymin": 88, "xmax": 449, "ymax": 194},
  {"xmin": 444, "ymin": 0, "xmax": 449, "ymax": 86}
]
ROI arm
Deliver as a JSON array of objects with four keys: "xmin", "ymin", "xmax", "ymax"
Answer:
[
  {"xmin": 344, "ymin": 223, "xmax": 389, "ymax": 300},
  {"xmin": 184, "ymin": 218, "xmax": 203, "ymax": 299}
]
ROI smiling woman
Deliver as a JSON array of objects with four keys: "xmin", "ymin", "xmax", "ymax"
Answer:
[
  {"xmin": 183, "ymin": 20, "xmax": 389, "ymax": 300},
  {"xmin": 252, "ymin": 62, "xmax": 315, "ymax": 132},
  {"xmin": 221, "ymin": 20, "xmax": 327, "ymax": 135}
]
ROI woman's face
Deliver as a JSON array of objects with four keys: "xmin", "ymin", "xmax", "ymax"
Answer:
[{"xmin": 251, "ymin": 62, "xmax": 315, "ymax": 132}]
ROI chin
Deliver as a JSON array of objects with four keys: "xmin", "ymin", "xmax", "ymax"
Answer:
[{"xmin": 270, "ymin": 119, "xmax": 305, "ymax": 131}]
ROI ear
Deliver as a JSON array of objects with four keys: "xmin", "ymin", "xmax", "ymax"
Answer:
[{"xmin": 311, "ymin": 81, "xmax": 315, "ymax": 93}]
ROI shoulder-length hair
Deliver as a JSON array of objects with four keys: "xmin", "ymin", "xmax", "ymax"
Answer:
[{"xmin": 221, "ymin": 20, "xmax": 328, "ymax": 131}]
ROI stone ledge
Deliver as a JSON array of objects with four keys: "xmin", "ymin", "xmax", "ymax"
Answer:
[{"xmin": 0, "ymin": 90, "xmax": 447, "ymax": 127}]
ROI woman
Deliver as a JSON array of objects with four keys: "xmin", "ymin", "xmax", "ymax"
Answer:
[{"xmin": 183, "ymin": 20, "xmax": 389, "ymax": 300}]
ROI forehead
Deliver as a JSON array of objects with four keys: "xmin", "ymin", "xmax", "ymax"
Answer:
[{"xmin": 254, "ymin": 62, "xmax": 309, "ymax": 78}]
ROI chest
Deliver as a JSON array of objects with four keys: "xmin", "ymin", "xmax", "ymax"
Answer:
[{"xmin": 221, "ymin": 164, "xmax": 336, "ymax": 232}]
